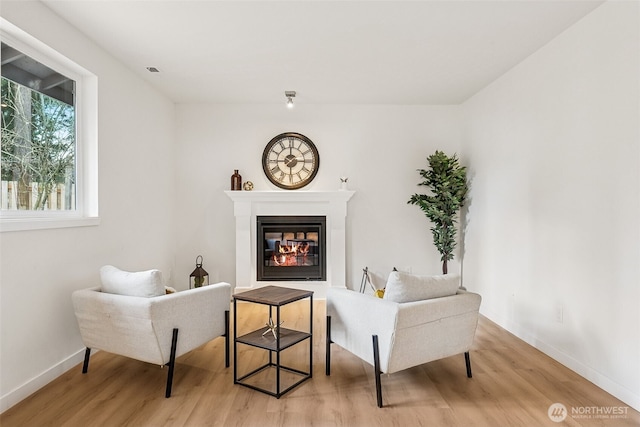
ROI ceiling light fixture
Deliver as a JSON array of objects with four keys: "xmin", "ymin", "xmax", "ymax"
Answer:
[
  {"xmin": 146, "ymin": 67, "xmax": 160, "ymax": 73},
  {"xmin": 285, "ymin": 91, "xmax": 296, "ymax": 108}
]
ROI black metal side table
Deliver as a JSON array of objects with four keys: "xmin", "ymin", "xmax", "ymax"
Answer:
[{"xmin": 233, "ymin": 286, "xmax": 313, "ymax": 398}]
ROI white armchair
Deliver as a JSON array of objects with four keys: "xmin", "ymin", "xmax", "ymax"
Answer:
[
  {"xmin": 72, "ymin": 281, "xmax": 231, "ymax": 398},
  {"xmin": 326, "ymin": 284, "xmax": 481, "ymax": 407}
]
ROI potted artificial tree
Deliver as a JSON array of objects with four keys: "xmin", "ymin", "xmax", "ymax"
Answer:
[{"xmin": 408, "ymin": 151, "xmax": 468, "ymax": 274}]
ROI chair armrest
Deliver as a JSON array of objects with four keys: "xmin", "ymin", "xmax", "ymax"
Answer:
[
  {"xmin": 327, "ymin": 288, "xmax": 399, "ymax": 369},
  {"xmin": 150, "ymin": 282, "xmax": 231, "ymax": 361},
  {"xmin": 72, "ymin": 287, "xmax": 164, "ymax": 364}
]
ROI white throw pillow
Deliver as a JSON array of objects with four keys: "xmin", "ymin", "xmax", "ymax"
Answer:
[
  {"xmin": 100, "ymin": 265, "xmax": 165, "ymax": 297},
  {"xmin": 383, "ymin": 271, "xmax": 460, "ymax": 303}
]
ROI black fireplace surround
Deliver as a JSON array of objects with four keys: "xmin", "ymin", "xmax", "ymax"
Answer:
[{"xmin": 257, "ymin": 216, "xmax": 326, "ymax": 281}]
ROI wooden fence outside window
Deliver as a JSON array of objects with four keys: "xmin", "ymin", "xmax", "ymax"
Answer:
[{"xmin": 0, "ymin": 181, "xmax": 75, "ymax": 211}]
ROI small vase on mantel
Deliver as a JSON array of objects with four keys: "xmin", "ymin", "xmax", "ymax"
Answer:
[{"xmin": 231, "ymin": 169, "xmax": 242, "ymax": 190}]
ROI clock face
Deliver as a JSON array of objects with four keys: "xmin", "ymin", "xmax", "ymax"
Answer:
[{"xmin": 262, "ymin": 132, "xmax": 319, "ymax": 190}]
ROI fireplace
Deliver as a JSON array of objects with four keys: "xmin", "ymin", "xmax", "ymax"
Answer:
[
  {"xmin": 257, "ymin": 216, "xmax": 326, "ymax": 281},
  {"xmin": 225, "ymin": 190, "xmax": 355, "ymax": 296}
]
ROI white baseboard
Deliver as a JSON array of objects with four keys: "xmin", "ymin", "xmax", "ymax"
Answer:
[
  {"xmin": 0, "ymin": 348, "xmax": 86, "ymax": 414},
  {"xmin": 480, "ymin": 308, "xmax": 640, "ymax": 412}
]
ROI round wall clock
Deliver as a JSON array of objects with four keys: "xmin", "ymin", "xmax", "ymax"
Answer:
[{"xmin": 262, "ymin": 132, "xmax": 320, "ymax": 190}]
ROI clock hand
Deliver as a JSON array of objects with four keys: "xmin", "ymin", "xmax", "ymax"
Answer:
[{"xmin": 284, "ymin": 156, "xmax": 302, "ymax": 167}]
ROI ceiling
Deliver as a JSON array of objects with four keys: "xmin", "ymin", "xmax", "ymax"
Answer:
[{"xmin": 40, "ymin": 0, "xmax": 604, "ymax": 105}]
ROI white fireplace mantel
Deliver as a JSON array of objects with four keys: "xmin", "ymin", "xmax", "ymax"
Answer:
[{"xmin": 225, "ymin": 190, "xmax": 355, "ymax": 297}]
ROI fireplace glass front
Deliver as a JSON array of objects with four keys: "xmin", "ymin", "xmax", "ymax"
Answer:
[{"xmin": 257, "ymin": 216, "xmax": 326, "ymax": 281}]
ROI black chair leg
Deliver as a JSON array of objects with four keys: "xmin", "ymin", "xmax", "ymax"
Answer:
[
  {"xmin": 82, "ymin": 348, "xmax": 91, "ymax": 373},
  {"xmin": 165, "ymin": 328, "xmax": 179, "ymax": 398},
  {"xmin": 465, "ymin": 351, "xmax": 472, "ymax": 378},
  {"xmin": 325, "ymin": 316, "xmax": 331, "ymax": 376},
  {"xmin": 224, "ymin": 310, "xmax": 230, "ymax": 368},
  {"xmin": 372, "ymin": 335, "xmax": 383, "ymax": 408}
]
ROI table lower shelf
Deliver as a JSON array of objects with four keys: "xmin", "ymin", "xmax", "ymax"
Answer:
[{"xmin": 236, "ymin": 327, "xmax": 311, "ymax": 351}]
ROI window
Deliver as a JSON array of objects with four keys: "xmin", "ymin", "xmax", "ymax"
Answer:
[
  {"xmin": 1, "ymin": 43, "xmax": 76, "ymax": 211},
  {"xmin": 0, "ymin": 19, "xmax": 98, "ymax": 232}
]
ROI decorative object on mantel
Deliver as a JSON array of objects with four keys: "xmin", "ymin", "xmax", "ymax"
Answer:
[
  {"xmin": 189, "ymin": 255, "xmax": 209, "ymax": 288},
  {"xmin": 243, "ymin": 181, "xmax": 254, "ymax": 191},
  {"xmin": 262, "ymin": 132, "xmax": 319, "ymax": 190},
  {"xmin": 231, "ymin": 170, "xmax": 242, "ymax": 190},
  {"xmin": 339, "ymin": 176, "xmax": 349, "ymax": 191},
  {"xmin": 408, "ymin": 151, "xmax": 468, "ymax": 274}
]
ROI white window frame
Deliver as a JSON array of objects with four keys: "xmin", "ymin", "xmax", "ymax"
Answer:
[{"xmin": 0, "ymin": 18, "xmax": 99, "ymax": 232}]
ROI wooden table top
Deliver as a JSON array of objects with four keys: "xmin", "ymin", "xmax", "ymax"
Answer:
[{"xmin": 233, "ymin": 286, "xmax": 313, "ymax": 306}]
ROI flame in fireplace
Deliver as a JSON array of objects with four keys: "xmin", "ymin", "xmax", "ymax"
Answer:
[{"xmin": 273, "ymin": 242, "xmax": 310, "ymax": 266}]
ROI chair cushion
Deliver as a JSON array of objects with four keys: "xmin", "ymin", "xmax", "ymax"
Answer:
[
  {"xmin": 383, "ymin": 271, "xmax": 460, "ymax": 303},
  {"xmin": 99, "ymin": 265, "xmax": 165, "ymax": 297}
]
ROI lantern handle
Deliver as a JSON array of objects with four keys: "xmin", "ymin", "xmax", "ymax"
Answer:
[{"xmin": 196, "ymin": 255, "xmax": 203, "ymax": 267}]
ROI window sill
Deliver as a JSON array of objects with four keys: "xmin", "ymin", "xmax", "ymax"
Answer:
[{"xmin": 0, "ymin": 216, "xmax": 100, "ymax": 232}]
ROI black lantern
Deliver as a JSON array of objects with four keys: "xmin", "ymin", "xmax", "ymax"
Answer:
[{"xmin": 189, "ymin": 255, "xmax": 209, "ymax": 288}]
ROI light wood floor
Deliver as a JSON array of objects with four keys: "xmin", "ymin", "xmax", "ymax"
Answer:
[{"xmin": 2, "ymin": 300, "xmax": 638, "ymax": 427}]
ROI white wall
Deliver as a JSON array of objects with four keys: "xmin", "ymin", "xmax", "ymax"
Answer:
[
  {"xmin": 0, "ymin": 2, "xmax": 177, "ymax": 411},
  {"xmin": 174, "ymin": 104, "xmax": 462, "ymax": 290},
  {"xmin": 461, "ymin": 1, "xmax": 639, "ymax": 410}
]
